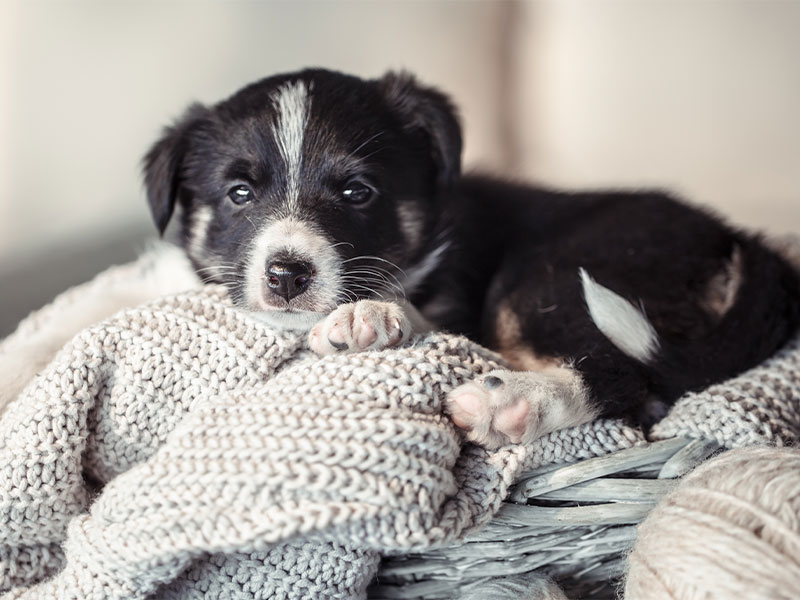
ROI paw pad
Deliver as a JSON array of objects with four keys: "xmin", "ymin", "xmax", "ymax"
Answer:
[
  {"xmin": 308, "ymin": 301, "xmax": 411, "ymax": 356},
  {"xmin": 445, "ymin": 370, "xmax": 533, "ymax": 449}
]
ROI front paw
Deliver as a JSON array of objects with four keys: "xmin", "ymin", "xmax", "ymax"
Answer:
[
  {"xmin": 445, "ymin": 371, "xmax": 534, "ymax": 450},
  {"xmin": 308, "ymin": 300, "xmax": 411, "ymax": 356},
  {"xmin": 444, "ymin": 367, "xmax": 596, "ymax": 450}
]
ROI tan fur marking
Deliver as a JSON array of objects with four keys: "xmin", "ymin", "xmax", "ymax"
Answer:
[
  {"xmin": 702, "ymin": 245, "xmax": 743, "ymax": 319},
  {"xmin": 495, "ymin": 302, "xmax": 560, "ymax": 370},
  {"xmin": 396, "ymin": 202, "xmax": 424, "ymax": 252},
  {"xmin": 495, "ymin": 301, "xmax": 521, "ymax": 348},
  {"xmin": 504, "ymin": 346, "xmax": 560, "ymax": 371}
]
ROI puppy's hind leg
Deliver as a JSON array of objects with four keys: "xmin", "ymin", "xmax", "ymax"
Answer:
[{"xmin": 445, "ymin": 366, "xmax": 599, "ymax": 450}]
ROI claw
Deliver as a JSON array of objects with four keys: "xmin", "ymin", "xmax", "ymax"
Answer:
[
  {"xmin": 328, "ymin": 339, "xmax": 349, "ymax": 351},
  {"xmin": 483, "ymin": 375, "xmax": 503, "ymax": 389},
  {"xmin": 308, "ymin": 300, "xmax": 412, "ymax": 356}
]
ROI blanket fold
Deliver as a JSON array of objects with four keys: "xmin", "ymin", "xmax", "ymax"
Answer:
[{"xmin": 1, "ymin": 251, "xmax": 799, "ymax": 599}]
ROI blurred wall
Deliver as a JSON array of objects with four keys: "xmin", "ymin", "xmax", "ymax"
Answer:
[
  {"xmin": 2, "ymin": 0, "xmax": 799, "ymax": 335},
  {"xmin": 0, "ymin": 0, "xmax": 513, "ymax": 263},
  {"xmin": 511, "ymin": 0, "xmax": 800, "ymax": 233}
]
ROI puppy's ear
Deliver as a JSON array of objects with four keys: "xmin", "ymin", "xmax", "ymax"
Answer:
[
  {"xmin": 377, "ymin": 71, "xmax": 463, "ymax": 188},
  {"xmin": 142, "ymin": 103, "xmax": 208, "ymax": 235}
]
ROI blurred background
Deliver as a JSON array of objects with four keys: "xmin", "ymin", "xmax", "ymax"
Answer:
[{"xmin": 2, "ymin": 0, "xmax": 799, "ymax": 336}]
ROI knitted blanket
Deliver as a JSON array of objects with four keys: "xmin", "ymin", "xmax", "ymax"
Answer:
[{"xmin": 1, "ymin": 248, "xmax": 799, "ymax": 599}]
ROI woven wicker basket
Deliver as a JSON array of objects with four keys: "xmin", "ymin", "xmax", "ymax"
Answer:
[
  {"xmin": 370, "ymin": 437, "xmax": 722, "ymax": 599},
  {"xmin": 364, "ymin": 233, "xmax": 800, "ymax": 599}
]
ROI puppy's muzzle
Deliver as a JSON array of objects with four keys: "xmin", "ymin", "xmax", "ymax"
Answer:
[{"xmin": 266, "ymin": 261, "xmax": 313, "ymax": 301}]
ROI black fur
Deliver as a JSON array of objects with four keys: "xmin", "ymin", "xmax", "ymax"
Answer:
[
  {"xmin": 143, "ymin": 103, "xmax": 209, "ymax": 234},
  {"xmin": 423, "ymin": 178, "xmax": 800, "ymax": 422},
  {"xmin": 143, "ymin": 68, "xmax": 800, "ymax": 426},
  {"xmin": 143, "ymin": 69, "xmax": 449, "ymax": 296}
]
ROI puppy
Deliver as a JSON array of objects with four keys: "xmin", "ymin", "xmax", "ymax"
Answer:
[{"xmin": 142, "ymin": 68, "xmax": 800, "ymax": 450}]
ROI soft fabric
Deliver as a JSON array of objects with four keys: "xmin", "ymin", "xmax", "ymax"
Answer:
[
  {"xmin": 0, "ymin": 259, "xmax": 642, "ymax": 599},
  {"xmin": 0, "ymin": 251, "xmax": 799, "ymax": 598},
  {"xmin": 651, "ymin": 332, "xmax": 800, "ymax": 446}
]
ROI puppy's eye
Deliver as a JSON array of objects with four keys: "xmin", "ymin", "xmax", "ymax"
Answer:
[
  {"xmin": 227, "ymin": 184, "xmax": 253, "ymax": 205},
  {"xmin": 342, "ymin": 180, "xmax": 375, "ymax": 206}
]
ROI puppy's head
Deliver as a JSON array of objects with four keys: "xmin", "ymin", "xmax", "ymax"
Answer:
[{"xmin": 143, "ymin": 69, "xmax": 461, "ymax": 329}]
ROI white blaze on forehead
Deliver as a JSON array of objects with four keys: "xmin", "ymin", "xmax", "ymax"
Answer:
[{"xmin": 271, "ymin": 80, "xmax": 311, "ymax": 213}]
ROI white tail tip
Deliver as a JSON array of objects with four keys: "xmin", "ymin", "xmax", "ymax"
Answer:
[{"xmin": 579, "ymin": 268, "xmax": 660, "ymax": 363}]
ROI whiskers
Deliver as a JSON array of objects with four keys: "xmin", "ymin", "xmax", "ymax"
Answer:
[
  {"xmin": 192, "ymin": 249, "xmax": 407, "ymax": 310},
  {"xmin": 346, "ymin": 131, "xmax": 385, "ymax": 163},
  {"xmin": 194, "ymin": 262, "xmax": 243, "ymax": 286},
  {"xmin": 338, "ymin": 255, "xmax": 407, "ymax": 304}
]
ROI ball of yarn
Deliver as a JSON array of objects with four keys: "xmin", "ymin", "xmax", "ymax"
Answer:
[{"xmin": 625, "ymin": 446, "xmax": 800, "ymax": 600}]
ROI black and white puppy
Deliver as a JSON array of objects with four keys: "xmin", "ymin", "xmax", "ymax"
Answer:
[{"xmin": 143, "ymin": 68, "xmax": 800, "ymax": 450}]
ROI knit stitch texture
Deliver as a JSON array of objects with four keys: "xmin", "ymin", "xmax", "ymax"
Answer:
[{"xmin": 1, "ymin": 251, "xmax": 799, "ymax": 599}]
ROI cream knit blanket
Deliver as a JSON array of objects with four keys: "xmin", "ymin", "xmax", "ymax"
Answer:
[{"xmin": 1, "ymin": 250, "xmax": 799, "ymax": 599}]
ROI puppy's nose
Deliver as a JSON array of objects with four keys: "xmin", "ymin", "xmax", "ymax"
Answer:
[{"xmin": 266, "ymin": 261, "xmax": 313, "ymax": 301}]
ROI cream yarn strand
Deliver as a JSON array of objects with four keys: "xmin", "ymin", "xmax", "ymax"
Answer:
[{"xmin": 625, "ymin": 447, "xmax": 800, "ymax": 600}]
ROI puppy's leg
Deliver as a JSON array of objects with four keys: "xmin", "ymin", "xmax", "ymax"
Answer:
[
  {"xmin": 308, "ymin": 298, "xmax": 433, "ymax": 355},
  {"xmin": 445, "ymin": 366, "xmax": 599, "ymax": 450}
]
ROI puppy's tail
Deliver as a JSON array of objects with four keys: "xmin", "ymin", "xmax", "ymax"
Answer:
[
  {"xmin": 579, "ymin": 268, "xmax": 660, "ymax": 364},
  {"xmin": 580, "ymin": 240, "xmax": 800, "ymax": 396}
]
